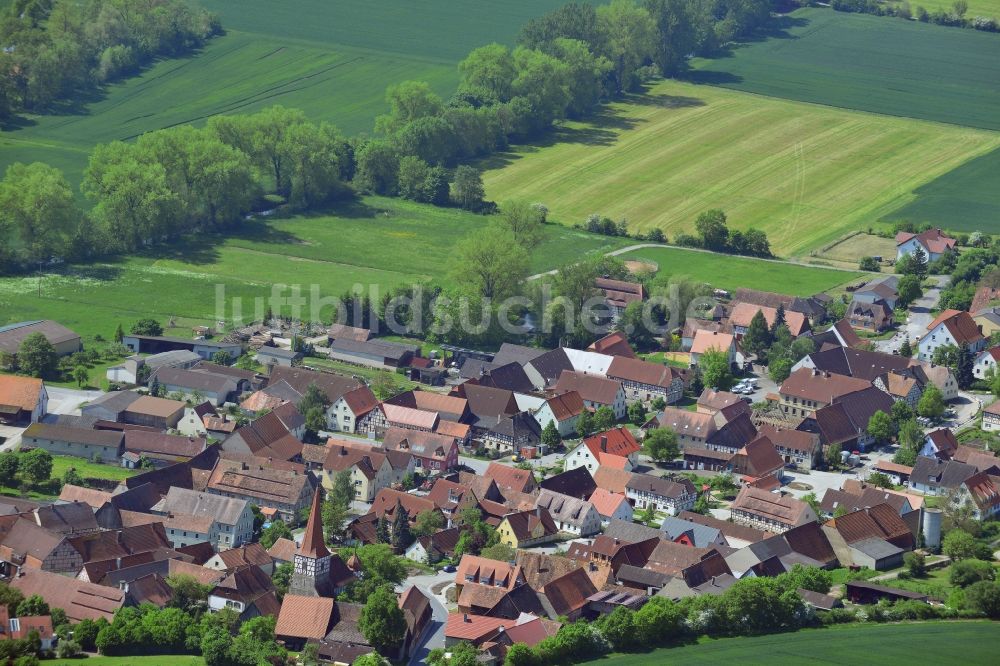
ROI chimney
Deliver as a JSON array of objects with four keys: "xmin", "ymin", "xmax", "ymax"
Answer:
[
  {"xmin": 463, "ymin": 613, "xmax": 470, "ymax": 623},
  {"xmin": 600, "ymin": 436, "xmax": 608, "ymax": 452},
  {"xmin": 241, "ymin": 462, "xmax": 249, "ymax": 471}
]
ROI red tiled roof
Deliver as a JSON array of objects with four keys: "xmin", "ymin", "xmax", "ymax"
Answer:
[
  {"xmin": 275, "ymin": 595, "xmax": 335, "ymax": 640},
  {"xmin": 553, "ymin": 370, "xmax": 622, "ymax": 407},
  {"xmin": 445, "ymin": 613, "xmax": 509, "ymax": 642},
  {"xmin": 0, "ymin": 375, "xmax": 43, "ymax": 413},
  {"xmin": 583, "ymin": 427, "xmax": 640, "ymax": 459},
  {"xmin": 587, "ymin": 332, "xmax": 637, "ymax": 358},
  {"xmin": 587, "ymin": 488, "xmax": 628, "ymax": 518}
]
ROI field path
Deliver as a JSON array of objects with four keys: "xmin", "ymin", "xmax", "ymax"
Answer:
[{"xmin": 527, "ymin": 242, "xmax": 878, "ymax": 281}]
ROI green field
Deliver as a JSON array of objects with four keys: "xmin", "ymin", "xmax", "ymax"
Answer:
[
  {"xmin": 618, "ymin": 246, "xmax": 864, "ymax": 295},
  {"xmin": 690, "ymin": 9, "xmax": 1000, "ymax": 131},
  {"xmin": 50, "ymin": 455, "xmax": 138, "ymax": 482},
  {"xmin": 481, "ymin": 79, "xmax": 1000, "ymax": 257},
  {"xmin": 0, "ymin": 0, "xmax": 576, "ymax": 185},
  {"xmin": 50, "ymin": 657, "xmax": 203, "ymax": 666},
  {"xmin": 0, "ymin": 197, "xmax": 630, "ymax": 342},
  {"xmin": 887, "ymin": 0, "xmax": 1000, "ymax": 18},
  {"xmin": 581, "ymin": 621, "xmax": 1000, "ymax": 665}
]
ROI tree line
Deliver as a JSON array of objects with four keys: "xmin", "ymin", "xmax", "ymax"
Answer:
[
  {"xmin": 0, "ymin": 0, "xmax": 221, "ymax": 120},
  {"xmin": 831, "ymin": 0, "xmax": 998, "ymax": 32}
]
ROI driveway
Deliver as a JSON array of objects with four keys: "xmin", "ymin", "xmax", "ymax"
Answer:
[
  {"xmin": 0, "ymin": 386, "xmax": 104, "ymax": 452},
  {"xmin": 399, "ymin": 570, "xmax": 453, "ymax": 666},
  {"xmin": 458, "ymin": 456, "xmax": 489, "ymax": 474},
  {"xmin": 875, "ymin": 275, "xmax": 947, "ymax": 354}
]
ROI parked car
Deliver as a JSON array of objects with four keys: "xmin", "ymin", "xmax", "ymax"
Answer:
[{"xmin": 442, "ymin": 564, "xmax": 456, "ymax": 573}]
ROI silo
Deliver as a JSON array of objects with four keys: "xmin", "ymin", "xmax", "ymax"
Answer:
[{"xmin": 922, "ymin": 508, "xmax": 942, "ymax": 550}]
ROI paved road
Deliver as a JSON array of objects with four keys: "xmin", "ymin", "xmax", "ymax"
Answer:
[
  {"xmin": 400, "ymin": 570, "xmax": 453, "ymax": 666},
  {"xmin": 875, "ymin": 276, "xmax": 948, "ymax": 354}
]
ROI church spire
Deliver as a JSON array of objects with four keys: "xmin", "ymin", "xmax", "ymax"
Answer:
[{"xmin": 298, "ymin": 488, "xmax": 329, "ymax": 559}]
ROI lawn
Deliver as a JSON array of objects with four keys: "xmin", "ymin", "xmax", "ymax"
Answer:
[
  {"xmin": 302, "ymin": 357, "xmax": 419, "ymax": 395},
  {"xmin": 49, "ymin": 455, "xmax": 138, "ymax": 482},
  {"xmin": 580, "ymin": 621, "xmax": 1000, "ymax": 665},
  {"xmin": 610, "ymin": 247, "xmax": 863, "ymax": 296},
  {"xmin": 689, "ymin": 9, "xmax": 1000, "ymax": 131},
  {"xmin": 50, "ymin": 656, "xmax": 204, "ymax": 666},
  {"xmin": 481, "ymin": 80, "xmax": 1000, "ymax": 258},
  {"xmin": 0, "ymin": 0, "xmax": 577, "ymax": 187},
  {"xmin": 815, "ymin": 233, "xmax": 899, "ymax": 269},
  {"xmin": 0, "ymin": 197, "xmax": 629, "ymax": 342}
]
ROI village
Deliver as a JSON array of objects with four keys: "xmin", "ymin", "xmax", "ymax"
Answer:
[{"xmin": 0, "ymin": 227, "xmax": 999, "ymax": 665}]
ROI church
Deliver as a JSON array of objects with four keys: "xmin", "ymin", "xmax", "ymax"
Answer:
[{"xmin": 289, "ymin": 489, "xmax": 358, "ymax": 597}]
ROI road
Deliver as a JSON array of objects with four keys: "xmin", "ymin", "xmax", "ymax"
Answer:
[
  {"xmin": 399, "ymin": 570, "xmax": 453, "ymax": 666},
  {"xmin": 875, "ymin": 275, "xmax": 948, "ymax": 354}
]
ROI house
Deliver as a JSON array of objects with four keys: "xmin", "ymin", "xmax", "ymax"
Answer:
[
  {"xmin": 530, "ymin": 391, "xmax": 586, "ymax": 437},
  {"xmin": 206, "ymin": 455, "xmax": 314, "ymax": 524},
  {"xmin": 643, "ymin": 408, "xmax": 717, "ymax": 447},
  {"xmin": 86, "ymin": 393, "xmax": 185, "ymax": 429},
  {"xmin": 0, "ymin": 607, "xmax": 55, "ymax": 650},
  {"xmin": 223, "ymin": 412, "xmax": 302, "ymax": 462},
  {"xmin": 483, "ymin": 461, "xmax": 537, "ymax": 494},
  {"xmin": 0, "ymin": 375, "xmax": 47, "ymax": 425},
  {"xmin": 594, "ymin": 277, "xmax": 645, "ymax": 320},
  {"xmin": 203, "ymin": 542, "xmax": 274, "ymax": 575},
  {"xmin": 497, "ymin": 508, "xmax": 559, "ymax": 548},
  {"xmin": 397, "ymin": 586, "xmax": 434, "ymax": 661},
  {"xmin": 846, "ymin": 299, "xmax": 893, "ymax": 333},
  {"xmin": 727, "ymin": 435, "xmax": 785, "ymax": 486},
  {"xmin": 593, "ymin": 467, "xmax": 634, "ymax": 495},
  {"xmin": 256, "ymin": 345, "xmax": 302, "ymax": 367},
  {"xmin": 822, "ymin": 503, "xmax": 914, "ymax": 570},
  {"xmin": 811, "ymin": 386, "xmax": 895, "ymax": 452},
  {"xmin": 121, "ymin": 334, "xmax": 243, "ymax": 361},
  {"xmin": 0, "ymin": 320, "xmax": 81, "ymax": 358},
  {"xmin": 625, "ymin": 474, "xmax": 697, "ymax": 516},
  {"xmin": 326, "ymin": 337, "xmax": 419, "ymax": 369},
  {"xmin": 388, "ymin": 391, "xmax": 470, "ymax": 424},
  {"xmin": 973, "ymin": 308, "xmax": 1000, "ymax": 339},
  {"xmin": 0, "ymin": 517, "xmax": 83, "ymax": 576},
  {"xmin": 266, "ymin": 366, "xmax": 363, "ymax": 429},
  {"xmin": 973, "ymin": 347, "xmax": 1000, "ymax": 380},
  {"xmin": 320, "ymin": 439, "xmax": 413, "ymax": 503},
  {"xmin": 730, "ymin": 486, "xmax": 816, "ymax": 533},
  {"xmin": 917, "ymin": 309, "xmax": 987, "ymax": 362},
  {"xmin": 383, "ymin": 427, "xmax": 458, "ymax": 472},
  {"xmin": 21, "ymin": 423, "xmax": 123, "ymax": 461},
  {"xmin": 523, "ymin": 348, "xmax": 574, "ymax": 390},
  {"xmin": 606, "ymin": 356, "xmax": 684, "ymax": 405},
  {"xmin": 776, "ymin": 368, "xmax": 870, "ymax": 420},
  {"xmin": 676, "ymin": 511, "xmax": 768, "ymax": 549},
  {"xmin": 659, "ymin": 516, "xmax": 728, "ymax": 549},
  {"xmin": 106, "ymin": 350, "xmax": 202, "ymax": 385},
  {"xmin": 149, "ymin": 367, "xmax": 241, "ymax": 406},
  {"xmin": 873, "ymin": 460, "xmax": 914, "ymax": 486},
  {"xmin": 123, "ymin": 431, "xmax": 207, "ymax": 467},
  {"xmin": 732, "ymin": 288, "xmax": 828, "ymax": 323},
  {"xmin": 207, "ymin": 565, "xmax": 281, "ymax": 621},
  {"xmin": 920, "ymin": 429, "xmax": 959, "ymax": 460},
  {"xmin": 961, "ymin": 471, "xmax": 1000, "ymax": 520},
  {"xmin": 153, "ymin": 487, "xmax": 254, "ymax": 551},
  {"xmin": 873, "ymin": 371, "xmax": 922, "ymax": 408},
  {"xmin": 10, "ymin": 568, "xmax": 124, "ymax": 622},
  {"xmin": 587, "ymin": 331, "xmax": 637, "ymax": 358},
  {"xmin": 689, "ymin": 330, "xmax": 737, "ymax": 367},
  {"xmin": 983, "ymin": 399, "xmax": 1000, "ymax": 432},
  {"xmin": 852, "ymin": 276, "xmax": 900, "ymax": 310},
  {"xmin": 534, "ymin": 490, "xmax": 601, "ymax": 536},
  {"xmin": 895, "ymin": 228, "xmax": 956, "ymax": 263},
  {"xmin": 553, "ymin": 370, "xmax": 626, "ymax": 420},
  {"xmin": 564, "ymin": 427, "xmax": 641, "ymax": 473},
  {"xmin": 757, "ymin": 425, "xmax": 820, "ymax": 470},
  {"xmin": 682, "ymin": 318, "xmax": 724, "ymax": 351},
  {"xmin": 405, "ymin": 526, "xmax": 465, "ymax": 564},
  {"xmin": 824, "ymin": 319, "xmax": 865, "ymax": 349},
  {"xmin": 728, "ymin": 302, "xmax": 810, "ymax": 338},
  {"xmin": 588, "ymin": 488, "xmax": 633, "ymax": 523}
]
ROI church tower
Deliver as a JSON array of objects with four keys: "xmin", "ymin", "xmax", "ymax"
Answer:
[{"xmin": 289, "ymin": 489, "xmax": 335, "ymax": 597}]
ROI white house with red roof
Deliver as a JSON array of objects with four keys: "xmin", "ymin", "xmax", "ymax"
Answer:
[
  {"xmin": 973, "ymin": 347, "xmax": 1000, "ymax": 380},
  {"xmin": 896, "ymin": 228, "xmax": 956, "ymax": 263},
  {"xmin": 563, "ymin": 427, "xmax": 640, "ymax": 473},
  {"xmin": 588, "ymin": 487, "xmax": 633, "ymax": 523},
  {"xmin": 917, "ymin": 309, "xmax": 987, "ymax": 362}
]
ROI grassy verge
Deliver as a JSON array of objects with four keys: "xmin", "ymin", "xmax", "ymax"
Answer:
[{"xmin": 50, "ymin": 455, "xmax": 138, "ymax": 483}]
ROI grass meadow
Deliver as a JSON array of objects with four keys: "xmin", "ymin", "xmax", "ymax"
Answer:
[
  {"xmin": 481, "ymin": 79, "xmax": 1000, "ymax": 257},
  {"xmin": 579, "ymin": 621, "xmax": 1000, "ymax": 665},
  {"xmin": 617, "ymin": 246, "xmax": 864, "ymax": 295}
]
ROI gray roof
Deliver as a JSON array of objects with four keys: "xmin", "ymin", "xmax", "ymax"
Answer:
[
  {"xmin": 910, "ymin": 456, "xmax": 977, "ymax": 490},
  {"xmin": 151, "ymin": 367, "xmax": 236, "ymax": 394},
  {"xmin": 525, "ymin": 348, "xmax": 573, "ymax": 386},
  {"xmin": 850, "ymin": 536, "xmax": 904, "ymax": 561},
  {"xmin": 124, "ymin": 334, "xmax": 241, "ymax": 349},
  {"xmin": 257, "ymin": 346, "xmax": 301, "ymax": 359},
  {"xmin": 491, "ymin": 343, "xmax": 547, "ymax": 367},
  {"xmin": 603, "ymin": 518, "xmax": 663, "ymax": 544},
  {"xmin": 659, "ymin": 516, "xmax": 721, "ymax": 548},
  {"xmin": 81, "ymin": 391, "xmax": 143, "ymax": 416},
  {"xmin": 534, "ymin": 490, "xmax": 596, "ymax": 529},
  {"xmin": 615, "ymin": 564, "xmax": 670, "ymax": 587},
  {"xmin": 0, "ymin": 320, "xmax": 79, "ymax": 354},
  {"xmin": 143, "ymin": 350, "xmax": 203, "ymax": 368},
  {"xmin": 22, "ymin": 423, "xmax": 124, "ymax": 448},
  {"xmin": 329, "ymin": 337, "xmax": 417, "ymax": 360},
  {"xmin": 157, "ymin": 487, "xmax": 248, "ymax": 526}
]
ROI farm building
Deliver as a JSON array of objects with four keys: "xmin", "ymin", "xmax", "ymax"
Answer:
[
  {"xmin": 0, "ymin": 375, "xmax": 48, "ymax": 425},
  {"xmin": 121, "ymin": 334, "xmax": 243, "ymax": 361},
  {"xmin": 0, "ymin": 320, "xmax": 81, "ymax": 357},
  {"xmin": 325, "ymin": 338, "xmax": 419, "ymax": 368}
]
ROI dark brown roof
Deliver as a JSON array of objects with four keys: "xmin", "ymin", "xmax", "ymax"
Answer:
[
  {"xmin": 213, "ymin": 543, "xmax": 272, "ymax": 570},
  {"xmin": 22, "ymin": 423, "xmax": 123, "ymax": 449},
  {"xmin": 207, "ymin": 455, "xmax": 310, "ymax": 506},
  {"xmin": 503, "ymin": 508, "xmax": 557, "ymax": 542},
  {"xmin": 779, "ymin": 368, "xmax": 870, "ymax": 404},
  {"xmin": 457, "ymin": 383, "xmax": 518, "ymax": 419},
  {"xmin": 626, "ymin": 473, "xmax": 695, "ymax": 499},
  {"xmin": 677, "ymin": 511, "xmax": 768, "ymax": 543},
  {"xmin": 124, "ymin": 431, "xmax": 205, "ymax": 459},
  {"xmin": 540, "ymin": 567, "xmax": 597, "ymax": 616},
  {"xmin": 10, "ymin": 568, "xmax": 123, "ymax": 622},
  {"xmin": 538, "ymin": 467, "xmax": 596, "ymax": 500},
  {"xmin": 68, "ymin": 523, "xmax": 172, "ymax": 563},
  {"xmin": 553, "ymin": 370, "xmax": 622, "ymax": 406},
  {"xmin": 267, "ymin": 366, "xmax": 361, "ymax": 404}
]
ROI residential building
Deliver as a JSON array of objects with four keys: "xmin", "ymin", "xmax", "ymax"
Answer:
[
  {"xmin": 846, "ymin": 299, "xmax": 893, "ymax": 333},
  {"xmin": 595, "ymin": 277, "xmax": 645, "ymax": 320},
  {"xmin": 919, "ymin": 429, "xmax": 959, "ymax": 460},
  {"xmin": 984, "ymin": 399, "xmax": 1000, "ymax": 432},
  {"xmin": 908, "ymin": 456, "xmax": 978, "ymax": 496},
  {"xmin": 483, "ymin": 461, "xmax": 537, "ymax": 494},
  {"xmin": 587, "ymin": 331, "xmax": 637, "ymax": 358},
  {"xmin": 553, "ymin": 370, "xmax": 626, "ymax": 420},
  {"xmin": 523, "ymin": 348, "xmax": 574, "ymax": 390},
  {"xmin": 0, "ymin": 375, "xmax": 47, "ymax": 425},
  {"xmin": 207, "ymin": 565, "xmax": 281, "ymax": 621},
  {"xmin": 320, "ymin": 439, "xmax": 413, "ymax": 503},
  {"xmin": 266, "ymin": 366, "xmax": 363, "ymax": 430},
  {"xmin": 10, "ymin": 568, "xmax": 123, "ymax": 622},
  {"xmin": 256, "ymin": 346, "xmax": 302, "ymax": 367},
  {"xmin": 588, "ymin": 488, "xmax": 633, "ymax": 523},
  {"xmin": 625, "ymin": 474, "xmax": 697, "ymax": 516},
  {"xmin": 106, "ymin": 350, "xmax": 202, "ymax": 385},
  {"xmin": 895, "ymin": 227, "xmax": 956, "ymax": 263},
  {"xmin": 852, "ymin": 276, "xmax": 899, "ymax": 310},
  {"xmin": 534, "ymin": 490, "xmax": 601, "ymax": 537},
  {"xmin": 204, "ymin": 543, "xmax": 273, "ymax": 574},
  {"xmin": 730, "ymin": 486, "xmax": 816, "ymax": 533},
  {"xmin": 497, "ymin": 508, "xmax": 558, "ymax": 548},
  {"xmin": 917, "ymin": 309, "xmax": 987, "ymax": 362},
  {"xmin": 382, "ymin": 427, "xmax": 458, "ymax": 472},
  {"xmin": 564, "ymin": 427, "xmax": 641, "ymax": 473},
  {"xmin": 642, "ymin": 408, "xmax": 716, "ymax": 447},
  {"xmin": 150, "ymin": 367, "xmax": 241, "ymax": 406},
  {"xmin": 0, "ymin": 518, "xmax": 83, "ymax": 576},
  {"xmin": 530, "ymin": 391, "xmax": 585, "ymax": 437},
  {"xmin": 689, "ymin": 330, "xmax": 737, "ymax": 367},
  {"xmin": 728, "ymin": 302, "xmax": 810, "ymax": 338},
  {"xmin": 873, "ymin": 371, "xmax": 922, "ymax": 407},
  {"xmin": 21, "ymin": 423, "xmax": 123, "ymax": 461},
  {"xmin": 973, "ymin": 347, "xmax": 1000, "ymax": 380},
  {"xmin": 206, "ymin": 456, "xmax": 313, "ymax": 524},
  {"xmin": 606, "ymin": 356, "xmax": 684, "ymax": 404},
  {"xmin": 223, "ymin": 411, "xmax": 302, "ymax": 462},
  {"xmin": 153, "ymin": 487, "xmax": 253, "ymax": 551},
  {"xmin": 758, "ymin": 425, "xmax": 820, "ymax": 469},
  {"xmin": 811, "ymin": 386, "xmax": 895, "ymax": 452},
  {"xmin": 776, "ymin": 368, "xmax": 870, "ymax": 420},
  {"xmin": 727, "ymin": 436, "xmax": 785, "ymax": 487}
]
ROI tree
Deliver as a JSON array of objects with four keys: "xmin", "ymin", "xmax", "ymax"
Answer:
[
  {"xmin": 694, "ymin": 209, "xmax": 729, "ymax": 251},
  {"xmin": 896, "ymin": 274, "xmax": 923, "ymax": 307},
  {"xmin": 353, "ymin": 654, "xmax": 390, "ymax": 666},
  {"xmin": 965, "ymin": 581, "xmax": 1000, "ymax": 618},
  {"xmin": 413, "ymin": 510, "xmax": 445, "ymax": 538},
  {"xmin": 592, "ymin": 406, "xmax": 616, "ymax": 432},
  {"xmin": 330, "ymin": 469, "xmax": 354, "ymax": 509},
  {"xmin": 867, "ymin": 410, "xmax": 893, "ymax": 444},
  {"xmin": 15, "ymin": 595, "xmax": 49, "ymax": 617},
  {"xmin": 480, "ymin": 542, "xmax": 516, "ymax": 562},
  {"xmin": 643, "ymin": 428, "xmax": 679, "ymax": 462},
  {"xmin": 740, "ymin": 310, "xmax": 771, "ymax": 359},
  {"xmin": 376, "ymin": 80, "xmax": 445, "ymax": 134},
  {"xmin": 504, "ymin": 643, "xmax": 541, "ymax": 666},
  {"xmin": 942, "ymin": 529, "xmax": 976, "ymax": 561},
  {"xmin": 825, "ymin": 442, "xmax": 843, "ymax": 469},
  {"xmin": 452, "ymin": 165, "xmax": 486, "ymax": 211},
  {"xmin": 917, "ymin": 383, "xmax": 945, "ymax": 419},
  {"xmin": 259, "ymin": 519, "xmax": 292, "ymax": 549},
  {"xmin": 271, "ymin": 562, "xmax": 293, "ymax": 600},
  {"xmin": 73, "ymin": 365, "xmax": 90, "ymax": 388},
  {"xmin": 699, "ymin": 348, "xmax": 733, "ymax": 390},
  {"xmin": 801, "ymin": 492, "xmax": 821, "ymax": 516},
  {"xmin": 956, "ymin": 342, "xmax": 975, "ymax": 389},
  {"xmin": 950, "ymin": 559, "xmax": 995, "ymax": 587},
  {"xmin": 867, "ymin": 472, "xmax": 893, "ymax": 489},
  {"xmin": 576, "ymin": 410, "xmax": 595, "ymax": 437},
  {"xmin": 0, "ymin": 452, "xmax": 19, "ymax": 486},
  {"xmin": 596, "ymin": 0, "xmax": 656, "ymax": 93},
  {"xmin": 859, "ymin": 256, "xmax": 881, "ymax": 271},
  {"xmin": 899, "ymin": 339, "xmax": 913, "ymax": 358},
  {"xmin": 321, "ymin": 500, "xmax": 347, "ymax": 543},
  {"xmin": 0, "ymin": 162, "xmax": 79, "ymax": 265},
  {"xmin": 458, "ymin": 43, "xmax": 516, "ymax": 102},
  {"xmin": 358, "ymin": 586, "xmax": 407, "ymax": 653},
  {"xmin": 541, "ymin": 421, "xmax": 562, "ymax": 451},
  {"xmin": 166, "ymin": 574, "xmax": 211, "ymax": 611},
  {"xmin": 768, "ymin": 356, "xmax": 792, "ymax": 384},
  {"xmin": 452, "ymin": 227, "xmax": 529, "ymax": 300},
  {"xmin": 890, "ymin": 400, "xmax": 914, "ymax": 427},
  {"xmin": 19, "ymin": 449, "xmax": 52, "ymax": 484},
  {"xmin": 354, "ymin": 140, "xmax": 399, "ymax": 195},
  {"xmin": 904, "ymin": 551, "xmax": 927, "ymax": 578},
  {"xmin": 17, "ymin": 333, "xmax": 58, "ymax": 378},
  {"xmin": 496, "ymin": 200, "xmax": 544, "ymax": 249},
  {"xmin": 130, "ymin": 318, "xmax": 163, "ymax": 336},
  {"xmin": 627, "ymin": 401, "xmax": 646, "ymax": 426}
]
